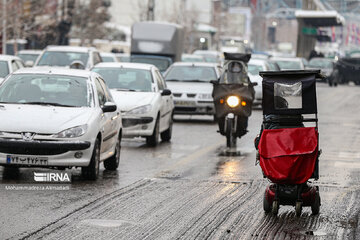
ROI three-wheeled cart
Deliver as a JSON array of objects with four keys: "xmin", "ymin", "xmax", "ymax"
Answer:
[{"xmin": 256, "ymin": 70, "xmax": 323, "ymax": 216}]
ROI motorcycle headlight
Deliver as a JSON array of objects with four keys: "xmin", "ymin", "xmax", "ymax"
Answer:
[
  {"xmin": 226, "ymin": 96, "xmax": 240, "ymax": 108},
  {"xmin": 127, "ymin": 104, "xmax": 152, "ymax": 115},
  {"xmin": 54, "ymin": 124, "xmax": 88, "ymax": 138}
]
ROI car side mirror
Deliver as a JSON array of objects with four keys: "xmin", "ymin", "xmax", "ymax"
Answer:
[
  {"xmin": 252, "ymin": 82, "xmax": 258, "ymax": 86},
  {"xmin": 25, "ymin": 60, "xmax": 34, "ymax": 67},
  {"xmin": 102, "ymin": 102, "xmax": 117, "ymax": 112},
  {"xmin": 161, "ymin": 89, "xmax": 172, "ymax": 96}
]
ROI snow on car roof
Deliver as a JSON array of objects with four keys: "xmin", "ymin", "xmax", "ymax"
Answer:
[
  {"xmin": 93, "ymin": 62, "xmax": 154, "ymax": 70},
  {"xmin": 270, "ymin": 57, "xmax": 302, "ymax": 62},
  {"xmin": 0, "ymin": 54, "xmax": 22, "ymax": 61},
  {"xmin": 182, "ymin": 54, "xmax": 204, "ymax": 59},
  {"xmin": 171, "ymin": 62, "xmax": 220, "ymax": 67},
  {"xmin": 18, "ymin": 50, "xmax": 42, "ymax": 55},
  {"xmin": 45, "ymin": 45, "xmax": 97, "ymax": 53},
  {"xmin": 249, "ymin": 58, "xmax": 268, "ymax": 65},
  {"xmin": 100, "ymin": 52, "xmax": 116, "ymax": 57},
  {"xmin": 13, "ymin": 67, "xmax": 96, "ymax": 78}
]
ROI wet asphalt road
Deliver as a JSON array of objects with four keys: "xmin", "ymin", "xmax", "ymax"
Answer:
[{"xmin": 0, "ymin": 83, "xmax": 360, "ymax": 240}]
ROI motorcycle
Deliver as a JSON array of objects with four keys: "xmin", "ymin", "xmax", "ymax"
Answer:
[{"xmin": 212, "ymin": 53, "xmax": 256, "ymax": 149}]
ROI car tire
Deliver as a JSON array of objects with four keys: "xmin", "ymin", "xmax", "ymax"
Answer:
[
  {"xmin": 104, "ymin": 134, "xmax": 121, "ymax": 171},
  {"xmin": 213, "ymin": 114, "xmax": 217, "ymax": 123},
  {"xmin": 161, "ymin": 113, "xmax": 173, "ymax": 142},
  {"xmin": 82, "ymin": 138, "xmax": 100, "ymax": 180},
  {"xmin": 146, "ymin": 116, "xmax": 159, "ymax": 147}
]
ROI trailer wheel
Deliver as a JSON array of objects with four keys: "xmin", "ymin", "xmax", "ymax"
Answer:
[
  {"xmin": 311, "ymin": 191, "xmax": 321, "ymax": 215},
  {"xmin": 295, "ymin": 201, "xmax": 302, "ymax": 217},
  {"xmin": 263, "ymin": 192, "xmax": 271, "ymax": 213},
  {"xmin": 272, "ymin": 200, "xmax": 279, "ymax": 215}
]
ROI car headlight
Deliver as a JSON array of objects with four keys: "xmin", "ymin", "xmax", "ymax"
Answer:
[
  {"xmin": 199, "ymin": 93, "xmax": 212, "ymax": 99},
  {"xmin": 226, "ymin": 96, "xmax": 240, "ymax": 108},
  {"xmin": 127, "ymin": 104, "xmax": 152, "ymax": 115},
  {"xmin": 54, "ymin": 124, "xmax": 88, "ymax": 138}
]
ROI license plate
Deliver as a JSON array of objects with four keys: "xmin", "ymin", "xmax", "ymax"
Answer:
[
  {"xmin": 174, "ymin": 100, "xmax": 195, "ymax": 106},
  {"xmin": 6, "ymin": 155, "xmax": 48, "ymax": 166}
]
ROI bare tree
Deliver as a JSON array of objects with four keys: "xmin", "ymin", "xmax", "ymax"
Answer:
[
  {"xmin": 70, "ymin": 0, "xmax": 111, "ymax": 45},
  {"xmin": 132, "ymin": 0, "xmax": 148, "ymax": 22}
]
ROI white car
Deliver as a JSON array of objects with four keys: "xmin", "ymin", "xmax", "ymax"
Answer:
[
  {"xmin": 100, "ymin": 52, "xmax": 118, "ymax": 62},
  {"xmin": 181, "ymin": 54, "xmax": 205, "ymax": 62},
  {"xmin": 115, "ymin": 53, "xmax": 130, "ymax": 62},
  {"xmin": 270, "ymin": 57, "xmax": 305, "ymax": 70},
  {"xmin": 0, "ymin": 67, "xmax": 122, "ymax": 180},
  {"xmin": 193, "ymin": 50, "xmax": 222, "ymax": 63},
  {"xmin": 35, "ymin": 45, "xmax": 102, "ymax": 70},
  {"xmin": 164, "ymin": 62, "xmax": 221, "ymax": 116},
  {"xmin": 17, "ymin": 49, "xmax": 42, "ymax": 67},
  {"xmin": 248, "ymin": 59, "xmax": 273, "ymax": 107},
  {"xmin": 0, "ymin": 55, "xmax": 25, "ymax": 83},
  {"xmin": 92, "ymin": 62, "xmax": 174, "ymax": 146}
]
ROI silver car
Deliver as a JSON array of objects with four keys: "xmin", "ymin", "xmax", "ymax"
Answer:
[{"xmin": 164, "ymin": 62, "xmax": 221, "ymax": 116}]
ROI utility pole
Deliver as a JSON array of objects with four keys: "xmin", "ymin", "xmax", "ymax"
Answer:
[
  {"xmin": 2, "ymin": 0, "xmax": 6, "ymax": 54},
  {"xmin": 13, "ymin": 0, "xmax": 19, "ymax": 55},
  {"xmin": 147, "ymin": 0, "xmax": 155, "ymax": 21},
  {"xmin": 63, "ymin": 0, "xmax": 68, "ymax": 20}
]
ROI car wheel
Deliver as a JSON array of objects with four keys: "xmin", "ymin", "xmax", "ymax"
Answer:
[
  {"xmin": 82, "ymin": 138, "xmax": 100, "ymax": 180},
  {"xmin": 161, "ymin": 113, "xmax": 173, "ymax": 142},
  {"xmin": 213, "ymin": 114, "xmax": 217, "ymax": 123},
  {"xmin": 146, "ymin": 116, "xmax": 159, "ymax": 147},
  {"xmin": 104, "ymin": 134, "xmax": 121, "ymax": 170}
]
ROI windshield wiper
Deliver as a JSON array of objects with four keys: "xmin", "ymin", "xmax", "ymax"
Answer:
[
  {"xmin": 114, "ymin": 88, "xmax": 136, "ymax": 92},
  {"xmin": 22, "ymin": 102, "xmax": 77, "ymax": 107},
  {"xmin": 186, "ymin": 79, "xmax": 209, "ymax": 82},
  {"xmin": 165, "ymin": 79, "xmax": 181, "ymax": 81}
]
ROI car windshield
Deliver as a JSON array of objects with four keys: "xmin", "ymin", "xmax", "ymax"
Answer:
[
  {"xmin": 274, "ymin": 60, "xmax": 302, "ymax": 70},
  {"xmin": 101, "ymin": 56, "xmax": 116, "ymax": 62},
  {"xmin": 165, "ymin": 66, "xmax": 217, "ymax": 82},
  {"xmin": 308, "ymin": 59, "xmax": 333, "ymax": 68},
  {"xmin": 0, "ymin": 74, "xmax": 90, "ymax": 107},
  {"xmin": 130, "ymin": 56, "xmax": 170, "ymax": 72},
  {"xmin": 37, "ymin": 51, "xmax": 89, "ymax": 67},
  {"xmin": 203, "ymin": 56, "xmax": 219, "ymax": 63},
  {"xmin": 182, "ymin": 57, "xmax": 204, "ymax": 62},
  {"xmin": 92, "ymin": 67, "xmax": 153, "ymax": 92},
  {"xmin": 18, "ymin": 54, "xmax": 39, "ymax": 63},
  {"xmin": 0, "ymin": 61, "xmax": 9, "ymax": 78},
  {"xmin": 116, "ymin": 56, "xmax": 130, "ymax": 62},
  {"xmin": 248, "ymin": 64, "xmax": 264, "ymax": 75}
]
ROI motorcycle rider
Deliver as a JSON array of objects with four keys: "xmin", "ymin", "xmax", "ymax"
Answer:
[{"xmin": 216, "ymin": 52, "xmax": 255, "ymax": 137}]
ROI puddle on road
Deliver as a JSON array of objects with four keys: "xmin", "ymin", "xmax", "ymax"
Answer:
[
  {"xmin": 79, "ymin": 219, "xmax": 135, "ymax": 228},
  {"xmin": 213, "ymin": 157, "xmax": 247, "ymax": 181}
]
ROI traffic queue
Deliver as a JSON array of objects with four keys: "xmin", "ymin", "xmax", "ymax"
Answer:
[{"xmin": 0, "ymin": 21, "xmax": 344, "ymax": 184}]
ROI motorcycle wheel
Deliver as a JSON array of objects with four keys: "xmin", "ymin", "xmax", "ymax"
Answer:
[{"xmin": 226, "ymin": 118, "xmax": 237, "ymax": 148}]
